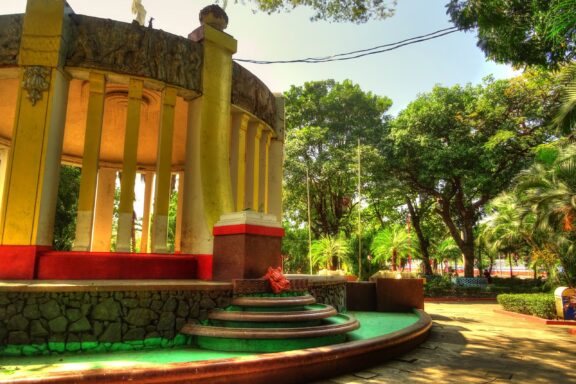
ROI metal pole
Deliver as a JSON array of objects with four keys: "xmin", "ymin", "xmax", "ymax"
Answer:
[
  {"xmin": 407, "ymin": 213, "xmax": 412, "ymax": 272},
  {"xmin": 306, "ymin": 166, "xmax": 313, "ymax": 275},
  {"xmin": 357, "ymin": 138, "xmax": 362, "ymax": 281}
]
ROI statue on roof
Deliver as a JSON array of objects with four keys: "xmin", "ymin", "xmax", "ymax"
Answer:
[{"xmin": 132, "ymin": 0, "xmax": 146, "ymax": 26}]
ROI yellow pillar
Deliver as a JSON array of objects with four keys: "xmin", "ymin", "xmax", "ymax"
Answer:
[
  {"xmin": 73, "ymin": 72, "xmax": 106, "ymax": 251},
  {"xmin": 245, "ymin": 121, "xmax": 263, "ymax": 211},
  {"xmin": 0, "ymin": 0, "xmax": 71, "ymax": 247},
  {"xmin": 140, "ymin": 172, "xmax": 154, "ymax": 253},
  {"xmin": 174, "ymin": 172, "xmax": 183, "ymax": 253},
  {"xmin": 116, "ymin": 78, "xmax": 143, "ymax": 252},
  {"xmin": 230, "ymin": 113, "xmax": 249, "ymax": 211},
  {"xmin": 151, "ymin": 87, "xmax": 177, "ymax": 253},
  {"xmin": 0, "ymin": 147, "xmax": 9, "ymax": 219},
  {"xmin": 260, "ymin": 130, "xmax": 272, "ymax": 213},
  {"xmin": 268, "ymin": 95, "xmax": 285, "ymax": 220},
  {"xmin": 181, "ymin": 23, "xmax": 237, "ymax": 254},
  {"xmin": 91, "ymin": 168, "xmax": 116, "ymax": 252}
]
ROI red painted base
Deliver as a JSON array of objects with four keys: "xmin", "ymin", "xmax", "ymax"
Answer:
[
  {"xmin": 493, "ymin": 309, "xmax": 576, "ymax": 326},
  {"xmin": 0, "ymin": 246, "xmax": 212, "ymax": 280},
  {"xmin": 0, "ymin": 245, "xmax": 50, "ymax": 279},
  {"xmin": 212, "ymin": 223, "xmax": 283, "ymax": 281}
]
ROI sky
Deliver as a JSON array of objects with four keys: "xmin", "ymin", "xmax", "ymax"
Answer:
[{"xmin": 1, "ymin": 0, "xmax": 520, "ymax": 115}]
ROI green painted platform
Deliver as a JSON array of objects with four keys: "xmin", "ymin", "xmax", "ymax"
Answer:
[{"xmin": 0, "ymin": 311, "xmax": 420, "ymax": 382}]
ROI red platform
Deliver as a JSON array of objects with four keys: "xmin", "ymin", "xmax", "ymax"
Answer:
[{"xmin": 0, "ymin": 246, "xmax": 212, "ymax": 280}]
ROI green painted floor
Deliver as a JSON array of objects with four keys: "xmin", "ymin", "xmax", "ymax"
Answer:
[{"xmin": 0, "ymin": 311, "xmax": 420, "ymax": 381}]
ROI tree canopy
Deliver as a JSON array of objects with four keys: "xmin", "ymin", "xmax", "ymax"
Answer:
[
  {"xmin": 447, "ymin": 0, "xmax": 576, "ymax": 68},
  {"xmin": 241, "ymin": 0, "xmax": 397, "ymax": 23},
  {"xmin": 283, "ymin": 79, "xmax": 391, "ymax": 237},
  {"xmin": 379, "ymin": 70, "xmax": 562, "ymax": 276}
]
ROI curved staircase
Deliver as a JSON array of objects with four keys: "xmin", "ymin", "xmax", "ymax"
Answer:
[{"xmin": 181, "ymin": 279, "xmax": 359, "ymax": 352}]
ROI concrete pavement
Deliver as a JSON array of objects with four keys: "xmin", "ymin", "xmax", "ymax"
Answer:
[{"xmin": 318, "ymin": 302, "xmax": 576, "ymax": 384}]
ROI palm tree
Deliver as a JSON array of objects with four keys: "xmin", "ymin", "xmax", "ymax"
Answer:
[
  {"xmin": 514, "ymin": 144, "xmax": 576, "ymax": 286},
  {"xmin": 481, "ymin": 194, "xmax": 532, "ymax": 277},
  {"xmin": 434, "ymin": 236, "xmax": 461, "ymax": 275},
  {"xmin": 310, "ymin": 235, "xmax": 351, "ymax": 272},
  {"xmin": 547, "ymin": 1, "xmax": 576, "ymax": 134},
  {"xmin": 370, "ymin": 224, "xmax": 414, "ymax": 271}
]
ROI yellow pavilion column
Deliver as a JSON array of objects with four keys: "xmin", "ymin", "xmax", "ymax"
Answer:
[
  {"xmin": 268, "ymin": 95, "xmax": 285, "ymax": 220},
  {"xmin": 245, "ymin": 121, "xmax": 263, "ymax": 211},
  {"xmin": 140, "ymin": 172, "xmax": 154, "ymax": 253},
  {"xmin": 151, "ymin": 87, "xmax": 177, "ymax": 253},
  {"xmin": 116, "ymin": 78, "xmax": 143, "ymax": 252},
  {"xmin": 0, "ymin": 0, "xmax": 72, "ymax": 279},
  {"xmin": 181, "ymin": 11, "xmax": 237, "ymax": 261},
  {"xmin": 91, "ymin": 168, "xmax": 117, "ymax": 252},
  {"xmin": 259, "ymin": 130, "xmax": 272, "ymax": 213},
  {"xmin": 174, "ymin": 172, "xmax": 184, "ymax": 253},
  {"xmin": 230, "ymin": 112, "xmax": 249, "ymax": 211},
  {"xmin": 73, "ymin": 72, "xmax": 106, "ymax": 251},
  {"xmin": 0, "ymin": 147, "xmax": 9, "ymax": 216}
]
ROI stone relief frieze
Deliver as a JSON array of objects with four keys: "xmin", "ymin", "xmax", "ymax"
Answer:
[
  {"xmin": 66, "ymin": 15, "xmax": 202, "ymax": 91},
  {"xmin": 232, "ymin": 62, "xmax": 277, "ymax": 131},
  {"xmin": 0, "ymin": 15, "xmax": 23, "ymax": 66}
]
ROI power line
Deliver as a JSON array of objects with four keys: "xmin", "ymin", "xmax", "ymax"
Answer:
[{"xmin": 235, "ymin": 27, "xmax": 460, "ymax": 64}]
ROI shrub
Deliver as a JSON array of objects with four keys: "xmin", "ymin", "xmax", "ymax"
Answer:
[{"xmin": 497, "ymin": 293, "xmax": 556, "ymax": 319}]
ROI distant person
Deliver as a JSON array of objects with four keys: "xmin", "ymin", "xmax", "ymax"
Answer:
[{"xmin": 483, "ymin": 269, "xmax": 492, "ymax": 283}]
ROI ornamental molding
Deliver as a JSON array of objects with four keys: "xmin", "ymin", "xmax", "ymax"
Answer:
[{"xmin": 22, "ymin": 66, "xmax": 51, "ymax": 106}]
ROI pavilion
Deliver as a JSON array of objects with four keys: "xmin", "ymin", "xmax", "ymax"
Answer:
[{"xmin": 0, "ymin": 0, "xmax": 285, "ymax": 281}]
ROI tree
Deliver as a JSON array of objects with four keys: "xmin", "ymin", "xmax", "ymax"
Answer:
[
  {"xmin": 380, "ymin": 71, "xmax": 561, "ymax": 277},
  {"xmin": 370, "ymin": 224, "xmax": 415, "ymax": 271},
  {"xmin": 481, "ymin": 193, "xmax": 533, "ymax": 277},
  {"xmin": 447, "ymin": 0, "xmax": 576, "ymax": 68},
  {"xmin": 310, "ymin": 235, "xmax": 351, "ymax": 271},
  {"xmin": 554, "ymin": 63, "xmax": 576, "ymax": 134},
  {"xmin": 238, "ymin": 0, "xmax": 397, "ymax": 23},
  {"xmin": 283, "ymin": 79, "xmax": 391, "ymax": 237},
  {"xmin": 433, "ymin": 236, "xmax": 461, "ymax": 273},
  {"xmin": 513, "ymin": 144, "xmax": 576, "ymax": 286},
  {"xmin": 53, "ymin": 165, "xmax": 81, "ymax": 250},
  {"xmin": 281, "ymin": 225, "xmax": 310, "ymax": 273}
]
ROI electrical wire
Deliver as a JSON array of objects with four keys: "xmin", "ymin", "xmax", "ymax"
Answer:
[{"xmin": 235, "ymin": 27, "xmax": 460, "ymax": 64}]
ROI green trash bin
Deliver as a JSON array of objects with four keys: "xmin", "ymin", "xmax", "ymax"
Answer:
[{"xmin": 554, "ymin": 287, "xmax": 576, "ymax": 320}]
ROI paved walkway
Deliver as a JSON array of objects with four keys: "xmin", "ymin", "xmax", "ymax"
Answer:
[{"xmin": 317, "ymin": 302, "xmax": 576, "ymax": 384}]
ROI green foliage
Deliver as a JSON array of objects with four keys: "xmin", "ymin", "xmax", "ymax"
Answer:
[
  {"xmin": 167, "ymin": 182, "xmax": 179, "ymax": 253},
  {"xmin": 424, "ymin": 275, "xmax": 453, "ymax": 293},
  {"xmin": 447, "ymin": 0, "xmax": 576, "ymax": 68},
  {"xmin": 513, "ymin": 143, "xmax": 576, "ymax": 286},
  {"xmin": 433, "ymin": 236, "xmax": 461, "ymax": 262},
  {"xmin": 310, "ymin": 234, "xmax": 351, "ymax": 272},
  {"xmin": 553, "ymin": 63, "xmax": 576, "ymax": 134},
  {"xmin": 283, "ymin": 79, "xmax": 391, "ymax": 237},
  {"xmin": 53, "ymin": 165, "xmax": 81, "ymax": 251},
  {"xmin": 370, "ymin": 224, "xmax": 416, "ymax": 270},
  {"xmin": 241, "ymin": 0, "xmax": 397, "ymax": 23},
  {"xmin": 378, "ymin": 71, "xmax": 561, "ymax": 276},
  {"xmin": 497, "ymin": 293, "xmax": 556, "ymax": 319},
  {"xmin": 281, "ymin": 225, "xmax": 310, "ymax": 273}
]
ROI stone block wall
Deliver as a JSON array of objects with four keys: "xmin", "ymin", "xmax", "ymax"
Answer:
[
  {"xmin": 0, "ymin": 288, "xmax": 232, "ymax": 356},
  {"xmin": 307, "ymin": 280, "xmax": 346, "ymax": 312}
]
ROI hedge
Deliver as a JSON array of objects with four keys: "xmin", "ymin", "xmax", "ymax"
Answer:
[{"xmin": 497, "ymin": 293, "xmax": 556, "ymax": 320}]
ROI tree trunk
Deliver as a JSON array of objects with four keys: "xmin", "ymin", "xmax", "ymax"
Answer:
[
  {"xmin": 391, "ymin": 249, "xmax": 397, "ymax": 271},
  {"xmin": 462, "ymin": 242, "xmax": 475, "ymax": 277},
  {"xmin": 406, "ymin": 197, "xmax": 433, "ymax": 275},
  {"xmin": 508, "ymin": 253, "xmax": 513, "ymax": 278},
  {"xmin": 436, "ymin": 196, "xmax": 476, "ymax": 277}
]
